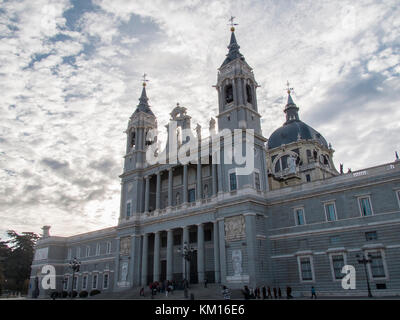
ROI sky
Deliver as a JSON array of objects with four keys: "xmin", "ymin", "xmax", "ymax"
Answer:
[{"xmin": 0, "ymin": 0, "xmax": 399, "ymax": 239}]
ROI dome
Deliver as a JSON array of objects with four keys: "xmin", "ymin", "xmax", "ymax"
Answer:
[{"xmin": 267, "ymin": 120, "xmax": 328, "ymax": 150}]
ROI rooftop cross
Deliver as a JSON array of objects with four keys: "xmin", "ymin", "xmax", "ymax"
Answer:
[
  {"xmin": 228, "ymin": 16, "xmax": 238, "ymax": 32},
  {"xmin": 142, "ymin": 73, "xmax": 149, "ymax": 87},
  {"xmin": 285, "ymin": 81, "xmax": 294, "ymax": 95}
]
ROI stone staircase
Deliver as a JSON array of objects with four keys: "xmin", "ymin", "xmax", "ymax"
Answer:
[{"xmin": 91, "ymin": 283, "xmax": 244, "ymax": 300}]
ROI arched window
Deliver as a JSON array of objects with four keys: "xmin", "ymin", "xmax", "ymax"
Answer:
[
  {"xmin": 130, "ymin": 131, "xmax": 136, "ymax": 148},
  {"xmin": 246, "ymin": 84, "xmax": 253, "ymax": 104},
  {"xmin": 225, "ymin": 84, "xmax": 233, "ymax": 104},
  {"xmin": 176, "ymin": 192, "xmax": 181, "ymax": 206}
]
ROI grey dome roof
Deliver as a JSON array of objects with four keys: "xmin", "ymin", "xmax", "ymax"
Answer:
[
  {"xmin": 267, "ymin": 120, "xmax": 328, "ymax": 150},
  {"xmin": 267, "ymin": 92, "xmax": 328, "ymax": 149}
]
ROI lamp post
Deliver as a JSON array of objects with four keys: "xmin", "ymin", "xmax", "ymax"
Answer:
[
  {"xmin": 178, "ymin": 242, "xmax": 196, "ymax": 293},
  {"xmin": 356, "ymin": 253, "xmax": 373, "ymax": 298},
  {"xmin": 69, "ymin": 257, "xmax": 81, "ymax": 298}
]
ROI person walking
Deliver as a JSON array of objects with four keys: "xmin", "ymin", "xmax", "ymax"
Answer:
[
  {"xmin": 222, "ymin": 285, "xmax": 231, "ymax": 300},
  {"xmin": 242, "ymin": 285, "xmax": 250, "ymax": 300},
  {"xmin": 286, "ymin": 286, "xmax": 293, "ymax": 299},
  {"xmin": 262, "ymin": 286, "xmax": 266, "ymax": 300},
  {"xmin": 267, "ymin": 286, "xmax": 272, "ymax": 299},
  {"xmin": 311, "ymin": 286, "xmax": 317, "ymax": 299},
  {"xmin": 204, "ymin": 277, "xmax": 208, "ymax": 288},
  {"xmin": 278, "ymin": 287, "xmax": 282, "ymax": 299},
  {"xmin": 273, "ymin": 287, "xmax": 277, "ymax": 299}
]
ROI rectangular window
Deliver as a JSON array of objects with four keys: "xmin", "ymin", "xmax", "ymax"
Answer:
[
  {"xmin": 63, "ymin": 277, "xmax": 69, "ymax": 291},
  {"xmin": 306, "ymin": 174, "xmax": 311, "ymax": 182},
  {"xmin": 67, "ymin": 248, "xmax": 72, "ymax": 260},
  {"xmin": 369, "ymin": 251, "xmax": 386, "ymax": 278},
  {"xmin": 229, "ymin": 172, "xmax": 237, "ymax": 191},
  {"xmin": 254, "ymin": 172, "xmax": 261, "ymax": 191},
  {"xmin": 331, "ymin": 254, "xmax": 345, "ymax": 280},
  {"xmin": 103, "ymin": 274, "xmax": 109, "ymax": 289},
  {"xmin": 359, "ymin": 197, "xmax": 373, "ymax": 216},
  {"xmin": 397, "ymin": 190, "xmax": 400, "ymax": 207},
  {"xmin": 86, "ymin": 246, "xmax": 90, "ymax": 257},
  {"xmin": 161, "ymin": 236, "xmax": 167, "ymax": 248},
  {"xmin": 106, "ymin": 242, "xmax": 111, "ymax": 254},
  {"xmin": 188, "ymin": 188, "xmax": 196, "ymax": 203},
  {"xmin": 173, "ymin": 234, "xmax": 181, "ymax": 246},
  {"xmin": 73, "ymin": 276, "xmax": 78, "ymax": 291},
  {"xmin": 330, "ymin": 236, "xmax": 341, "ymax": 245},
  {"xmin": 92, "ymin": 274, "xmax": 98, "ymax": 289},
  {"xmin": 295, "ymin": 208, "xmax": 305, "ymax": 226},
  {"xmin": 77, "ymin": 247, "xmax": 81, "ymax": 258},
  {"xmin": 189, "ymin": 231, "xmax": 197, "ymax": 244},
  {"xmin": 96, "ymin": 243, "xmax": 101, "ymax": 256},
  {"xmin": 82, "ymin": 275, "xmax": 87, "ymax": 290},
  {"xmin": 204, "ymin": 229, "xmax": 212, "ymax": 242},
  {"xmin": 126, "ymin": 202, "xmax": 131, "ymax": 217},
  {"xmin": 365, "ymin": 231, "xmax": 378, "ymax": 241},
  {"xmin": 325, "ymin": 202, "xmax": 337, "ymax": 221},
  {"xmin": 299, "ymin": 257, "xmax": 313, "ymax": 281}
]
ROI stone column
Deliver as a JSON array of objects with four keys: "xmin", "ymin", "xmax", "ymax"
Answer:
[
  {"xmin": 197, "ymin": 223, "xmax": 205, "ymax": 283},
  {"xmin": 217, "ymin": 149, "xmax": 224, "ymax": 194},
  {"xmin": 166, "ymin": 229, "xmax": 174, "ymax": 281},
  {"xmin": 144, "ymin": 175, "xmax": 150, "ymax": 213},
  {"xmin": 156, "ymin": 171, "xmax": 161, "ymax": 210},
  {"xmin": 232, "ymin": 78, "xmax": 237, "ymax": 106},
  {"xmin": 168, "ymin": 168, "xmax": 173, "ymax": 207},
  {"xmin": 182, "ymin": 226, "xmax": 189, "ymax": 280},
  {"xmin": 218, "ymin": 219, "xmax": 227, "ymax": 283},
  {"xmin": 213, "ymin": 221, "xmax": 220, "ymax": 283},
  {"xmin": 131, "ymin": 234, "xmax": 141, "ymax": 286},
  {"xmin": 183, "ymin": 164, "xmax": 188, "ymax": 204},
  {"xmin": 245, "ymin": 213, "xmax": 257, "ymax": 287},
  {"xmin": 212, "ymin": 162, "xmax": 217, "ymax": 196},
  {"xmin": 129, "ymin": 235, "xmax": 137, "ymax": 286},
  {"xmin": 153, "ymin": 231, "xmax": 160, "ymax": 282},
  {"xmin": 113, "ymin": 237, "xmax": 121, "ymax": 289},
  {"xmin": 141, "ymin": 233, "xmax": 149, "ymax": 286},
  {"xmin": 197, "ymin": 159, "xmax": 202, "ymax": 201}
]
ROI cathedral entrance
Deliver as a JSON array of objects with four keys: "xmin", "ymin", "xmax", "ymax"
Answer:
[
  {"xmin": 189, "ymin": 251, "xmax": 198, "ymax": 284},
  {"xmin": 160, "ymin": 260, "xmax": 167, "ymax": 282}
]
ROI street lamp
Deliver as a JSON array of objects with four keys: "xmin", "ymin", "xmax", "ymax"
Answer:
[
  {"xmin": 69, "ymin": 257, "xmax": 81, "ymax": 298},
  {"xmin": 178, "ymin": 242, "xmax": 196, "ymax": 291},
  {"xmin": 356, "ymin": 253, "xmax": 373, "ymax": 298}
]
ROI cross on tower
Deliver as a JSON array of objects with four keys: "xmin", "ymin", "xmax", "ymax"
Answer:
[
  {"xmin": 228, "ymin": 16, "xmax": 238, "ymax": 31},
  {"xmin": 142, "ymin": 73, "xmax": 149, "ymax": 86},
  {"xmin": 285, "ymin": 80, "xmax": 294, "ymax": 94}
]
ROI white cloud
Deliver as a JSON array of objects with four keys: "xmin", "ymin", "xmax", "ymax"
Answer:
[{"xmin": 0, "ymin": 0, "xmax": 399, "ymax": 238}]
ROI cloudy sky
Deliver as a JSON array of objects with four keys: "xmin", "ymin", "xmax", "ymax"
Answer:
[{"xmin": 0, "ymin": 0, "xmax": 399, "ymax": 239}]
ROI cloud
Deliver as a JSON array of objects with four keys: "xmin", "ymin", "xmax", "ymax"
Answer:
[{"xmin": 0, "ymin": 0, "xmax": 399, "ymax": 238}]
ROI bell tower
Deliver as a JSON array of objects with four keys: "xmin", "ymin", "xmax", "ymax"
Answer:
[
  {"xmin": 215, "ymin": 20, "xmax": 262, "ymax": 136},
  {"xmin": 124, "ymin": 74, "xmax": 157, "ymax": 172}
]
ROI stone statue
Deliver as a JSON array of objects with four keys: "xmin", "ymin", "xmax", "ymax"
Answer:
[
  {"xmin": 232, "ymin": 250, "xmax": 243, "ymax": 276},
  {"xmin": 287, "ymin": 155, "xmax": 297, "ymax": 174},
  {"xmin": 121, "ymin": 262, "xmax": 128, "ymax": 282},
  {"xmin": 209, "ymin": 117, "xmax": 216, "ymax": 133},
  {"xmin": 196, "ymin": 123, "xmax": 201, "ymax": 140}
]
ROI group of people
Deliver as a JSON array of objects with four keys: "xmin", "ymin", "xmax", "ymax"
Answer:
[
  {"xmin": 241, "ymin": 285, "xmax": 294, "ymax": 299},
  {"xmin": 140, "ymin": 279, "xmax": 179, "ymax": 297}
]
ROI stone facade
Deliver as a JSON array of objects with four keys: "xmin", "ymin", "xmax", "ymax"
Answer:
[{"xmin": 29, "ymin": 28, "xmax": 400, "ymax": 298}]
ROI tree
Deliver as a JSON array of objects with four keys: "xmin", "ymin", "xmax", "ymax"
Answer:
[
  {"xmin": 2, "ymin": 230, "xmax": 40, "ymax": 294},
  {"xmin": 0, "ymin": 239, "xmax": 11, "ymax": 295}
]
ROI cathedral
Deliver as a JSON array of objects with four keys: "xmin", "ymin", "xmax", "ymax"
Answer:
[{"xmin": 29, "ymin": 26, "xmax": 400, "ymax": 298}]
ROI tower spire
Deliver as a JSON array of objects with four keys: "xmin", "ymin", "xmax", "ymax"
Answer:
[
  {"xmin": 221, "ymin": 16, "xmax": 245, "ymax": 67},
  {"xmin": 284, "ymin": 81, "xmax": 299, "ymax": 123},
  {"xmin": 134, "ymin": 73, "xmax": 154, "ymax": 116}
]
